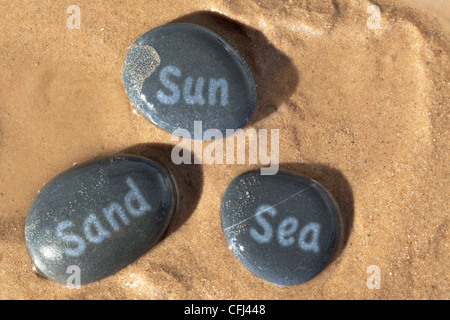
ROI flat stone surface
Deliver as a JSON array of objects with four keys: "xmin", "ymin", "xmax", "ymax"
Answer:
[
  {"xmin": 221, "ymin": 170, "xmax": 341, "ymax": 286},
  {"xmin": 123, "ymin": 23, "xmax": 257, "ymax": 139},
  {"xmin": 25, "ymin": 155, "xmax": 176, "ymax": 285}
]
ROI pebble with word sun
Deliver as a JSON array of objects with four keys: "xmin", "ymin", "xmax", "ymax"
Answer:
[
  {"xmin": 24, "ymin": 155, "xmax": 176, "ymax": 285},
  {"xmin": 122, "ymin": 23, "xmax": 257, "ymax": 139},
  {"xmin": 221, "ymin": 170, "xmax": 341, "ymax": 286}
]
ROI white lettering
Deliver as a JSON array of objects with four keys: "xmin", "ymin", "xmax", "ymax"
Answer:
[
  {"xmin": 156, "ymin": 65, "xmax": 181, "ymax": 105},
  {"xmin": 209, "ymin": 78, "xmax": 228, "ymax": 106},
  {"xmin": 156, "ymin": 65, "xmax": 228, "ymax": 107},
  {"xmin": 66, "ymin": 265, "xmax": 81, "ymax": 289},
  {"xmin": 227, "ymin": 128, "xmax": 258, "ymax": 165},
  {"xmin": 258, "ymin": 129, "xmax": 279, "ymax": 175},
  {"xmin": 250, "ymin": 205, "xmax": 321, "ymax": 252},
  {"xmin": 367, "ymin": 5, "xmax": 382, "ymax": 30},
  {"xmin": 277, "ymin": 217, "xmax": 298, "ymax": 247},
  {"xmin": 102, "ymin": 202, "xmax": 130, "ymax": 231},
  {"xmin": 183, "ymin": 76, "xmax": 205, "ymax": 105},
  {"xmin": 56, "ymin": 177, "xmax": 152, "ymax": 256},
  {"xmin": 193, "ymin": 121, "xmax": 203, "ymax": 164},
  {"xmin": 184, "ymin": 304, "xmax": 218, "ymax": 317},
  {"xmin": 83, "ymin": 214, "xmax": 111, "ymax": 244},
  {"xmin": 203, "ymin": 129, "xmax": 224, "ymax": 164},
  {"xmin": 250, "ymin": 204, "xmax": 277, "ymax": 244},
  {"xmin": 170, "ymin": 122, "xmax": 279, "ymax": 175},
  {"xmin": 56, "ymin": 220, "xmax": 86, "ymax": 257},
  {"xmin": 66, "ymin": 5, "xmax": 81, "ymax": 30},
  {"xmin": 298, "ymin": 222, "xmax": 321, "ymax": 253},
  {"xmin": 170, "ymin": 134, "xmax": 192, "ymax": 164},
  {"xmin": 366, "ymin": 265, "xmax": 381, "ymax": 289},
  {"xmin": 124, "ymin": 176, "xmax": 152, "ymax": 217}
]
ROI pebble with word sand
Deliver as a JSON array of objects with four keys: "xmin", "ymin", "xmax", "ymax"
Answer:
[{"xmin": 24, "ymin": 155, "xmax": 176, "ymax": 285}]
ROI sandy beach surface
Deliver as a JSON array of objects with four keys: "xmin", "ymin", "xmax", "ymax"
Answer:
[{"xmin": 0, "ymin": 0, "xmax": 448, "ymax": 299}]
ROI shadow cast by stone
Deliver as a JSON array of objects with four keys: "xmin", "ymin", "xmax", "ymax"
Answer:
[
  {"xmin": 120, "ymin": 143, "xmax": 203, "ymax": 238},
  {"xmin": 279, "ymin": 162, "xmax": 354, "ymax": 261},
  {"xmin": 170, "ymin": 11, "xmax": 300, "ymax": 126}
]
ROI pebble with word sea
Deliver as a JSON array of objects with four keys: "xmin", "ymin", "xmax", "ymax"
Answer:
[
  {"xmin": 221, "ymin": 170, "xmax": 341, "ymax": 286},
  {"xmin": 25, "ymin": 155, "xmax": 176, "ymax": 285}
]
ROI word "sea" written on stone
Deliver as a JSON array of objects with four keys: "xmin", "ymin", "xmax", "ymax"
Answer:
[{"xmin": 250, "ymin": 204, "xmax": 321, "ymax": 253}]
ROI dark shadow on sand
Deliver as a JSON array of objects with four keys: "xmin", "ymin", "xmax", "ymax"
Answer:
[
  {"xmin": 120, "ymin": 143, "xmax": 203, "ymax": 239},
  {"xmin": 170, "ymin": 11, "xmax": 300, "ymax": 126}
]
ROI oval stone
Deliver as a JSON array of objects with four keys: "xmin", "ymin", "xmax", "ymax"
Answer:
[
  {"xmin": 221, "ymin": 170, "xmax": 341, "ymax": 286},
  {"xmin": 25, "ymin": 155, "xmax": 176, "ymax": 285},
  {"xmin": 123, "ymin": 23, "xmax": 257, "ymax": 140}
]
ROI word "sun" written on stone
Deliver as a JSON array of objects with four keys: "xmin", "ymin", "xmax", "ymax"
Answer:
[{"xmin": 156, "ymin": 65, "xmax": 229, "ymax": 107}]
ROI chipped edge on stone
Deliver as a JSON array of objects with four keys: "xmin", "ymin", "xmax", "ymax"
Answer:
[{"xmin": 123, "ymin": 43, "xmax": 161, "ymax": 114}]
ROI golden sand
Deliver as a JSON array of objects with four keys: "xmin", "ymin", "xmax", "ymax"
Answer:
[{"xmin": 0, "ymin": 0, "xmax": 448, "ymax": 299}]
